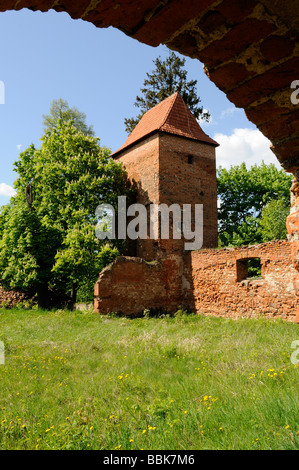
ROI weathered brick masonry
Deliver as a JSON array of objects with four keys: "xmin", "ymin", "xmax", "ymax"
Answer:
[
  {"xmin": 183, "ymin": 240, "xmax": 297, "ymax": 321},
  {"xmin": 94, "ymin": 241, "xmax": 297, "ymax": 321},
  {"xmin": 94, "ymin": 254, "xmax": 184, "ymax": 316},
  {"xmin": 0, "ymin": 286, "xmax": 30, "ymax": 308}
]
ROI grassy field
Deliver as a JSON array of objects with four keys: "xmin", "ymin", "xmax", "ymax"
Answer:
[{"xmin": 0, "ymin": 307, "xmax": 298, "ymax": 450}]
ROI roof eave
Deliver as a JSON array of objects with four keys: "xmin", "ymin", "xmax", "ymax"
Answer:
[{"xmin": 111, "ymin": 129, "xmax": 219, "ymax": 159}]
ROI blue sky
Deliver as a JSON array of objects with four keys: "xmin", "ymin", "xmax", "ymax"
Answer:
[{"xmin": 0, "ymin": 8, "xmax": 281, "ymax": 206}]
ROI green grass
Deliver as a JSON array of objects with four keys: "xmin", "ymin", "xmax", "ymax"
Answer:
[{"xmin": 0, "ymin": 308, "xmax": 298, "ymax": 450}]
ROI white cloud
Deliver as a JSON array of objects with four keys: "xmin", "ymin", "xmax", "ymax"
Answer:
[
  {"xmin": 0, "ymin": 183, "xmax": 16, "ymax": 198},
  {"xmin": 17, "ymin": 144, "xmax": 22, "ymax": 150},
  {"xmin": 214, "ymin": 128, "xmax": 281, "ymax": 170},
  {"xmin": 220, "ymin": 107, "xmax": 241, "ymax": 119}
]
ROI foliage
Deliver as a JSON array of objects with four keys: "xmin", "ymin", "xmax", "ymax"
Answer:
[
  {"xmin": 42, "ymin": 98, "xmax": 94, "ymax": 136},
  {"xmin": 217, "ymin": 162, "xmax": 292, "ymax": 246},
  {"xmin": 247, "ymin": 258, "xmax": 262, "ymax": 278},
  {"xmin": 0, "ymin": 199, "xmax": 60, "ymax": 293},
  {"xmin": 0, "ymin": 120, "xmax": 129, "ymax": 307},
  {"xmin": 259, "ymin": 198, "xmax": 289, "ymax": 242},
  {"xmin": 60, "ymin": 243, "xmax": 119, "ymax": 303},
  {"xmin": 124, "ymin": 51, "xmax": 210, "ymax": 134}
]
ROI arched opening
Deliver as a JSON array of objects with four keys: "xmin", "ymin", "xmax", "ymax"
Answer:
[{"xmin": 0, "ymin": 1, "xmax": 298, "ymax": 321}]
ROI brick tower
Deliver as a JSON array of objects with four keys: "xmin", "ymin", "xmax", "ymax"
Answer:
[{"xmin": 112, "ymin": 92, "xmax": 219, "ymax": 260}]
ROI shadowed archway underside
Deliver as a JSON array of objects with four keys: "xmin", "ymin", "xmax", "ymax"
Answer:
[{"xmin": 0, "ymin": 0, "xmax": 298, "ymax": 172}]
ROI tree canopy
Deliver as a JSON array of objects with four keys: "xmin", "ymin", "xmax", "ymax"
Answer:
[
  {"xmin": 124, "ymin": 51, "xmax": 210, "ymax": 134},
  {"xmin": 0, "ymin": 119, "xmax": 129, "ymax": 308},
  {"xmin": 42, "ymin": 98, "xmax": 94, "ymax": 136},
  {"xmin": 217, "ymin": 162, "xmax": 292, "ymax": 246}
]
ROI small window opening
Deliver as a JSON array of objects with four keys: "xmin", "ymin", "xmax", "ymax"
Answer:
[
  {"xmin": 236, "ymin": 257, "xmax": 261, "ymax": 282},
  {"xmin": 248, "ymin": 258, "xmax": 261, "ymax": 278},
  {"xmin": 188, "ymin": 155, "xmax": 193, "ymax": 164}
]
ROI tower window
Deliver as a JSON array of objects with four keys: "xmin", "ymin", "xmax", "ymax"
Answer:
[{"xmin": 188, "ymin": 155, "xmax": 193, "ymax": 164}]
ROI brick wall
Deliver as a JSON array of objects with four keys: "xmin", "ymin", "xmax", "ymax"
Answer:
[
  {"xmin": 94, "ymin": 240, "xmax": 297, "ymax": 321},
  {"xmin": 183, "ymin": 240, "xmax": 297, "ymax": 320},
  {"xmin": 0, "ymin": 286, "xmax": 30, "ymax": 308},
  {"xmin": 114, "ymin": 134, "xmax": 160, "ymax": 259},
  {"xmin": 94, "ymin": 255, "xmax": 183, "ymax": 316},
  {"xmin": 114, "ymin": 132, "xmax": 218, "ymax": 259},
  {"xmin": 159, "ymin": 133, "xmax": 218, "ymax": 248}
]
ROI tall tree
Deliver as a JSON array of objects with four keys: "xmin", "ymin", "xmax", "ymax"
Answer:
[
  {"xmin": 124, "ymin": 51, "xmax": 210, "ymax": 134},
  {"xmin": 42, "ymin": 98, "xmax": 94, "ymax": 136},
  {"xmin": 217, "ymin": 162, "xmax": 292, "ymax": 246},
  {"xmin": 0, "ymin": 120, "xmax": 129, "ymax": 308},
  {"xmin": 259, "ymin": 198, "xmax": 289, "ymax": 242}
]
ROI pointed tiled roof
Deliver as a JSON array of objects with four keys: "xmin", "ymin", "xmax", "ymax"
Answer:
[{"xmin": 112, "ymin": 92, "xmax": 219, "ymax": 157}]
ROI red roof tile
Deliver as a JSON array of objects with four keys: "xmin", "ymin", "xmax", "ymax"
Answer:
[{"xmin": 112, "ymin": 92, "xmax": 218, "ymax": 157}]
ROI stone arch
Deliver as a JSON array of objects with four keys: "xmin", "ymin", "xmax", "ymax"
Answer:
[{"xmin": 1, "ymin": 0, "xmax": 298, "ymax": 172}]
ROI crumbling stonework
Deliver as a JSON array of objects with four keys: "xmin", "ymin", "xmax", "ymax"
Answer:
[
  {"xmin": 94, "ymin": 255, "xmax": 184, "ymax": 316},
  {"xmin": 0, "ymin": 286, "xmax": 31, "ymax": 308},
  {"xmin": 286, "ymin": 174, "xmax": 299, "ymax": 322},
  {"xmin": 183, "ymin": 240, "xmax": 297, "ymax": 321},
  {"xmin": 94, "ymin": 241, "xmax": 297, "ymax": 321}
]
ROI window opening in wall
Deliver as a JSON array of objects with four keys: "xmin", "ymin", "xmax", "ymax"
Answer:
[
  {"xmin": 236, "ymin": 257, "xmax": 261, "ymax": 282},
  {"xmin": 188, "ymin": 155, "xmax": 193, "ymax": 164},
  {"xmin": 248, "ymin": 258, "xmax": 261, "ymax": 278}
]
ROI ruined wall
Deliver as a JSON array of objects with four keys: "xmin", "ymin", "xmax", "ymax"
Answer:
[
  {"xmin": 286, "ymin": 179, "xmax": 299, "ymax": 323},
  {"xmin": 94, "ymin": 254, "xmax": 183, "ymax": 316},
  {"xmin": 0, "ymin": 286, "xmax": 31, "ymax": 308},
  {"xmin": 94, "ymin": 240, "xmax": 297, "ymax": 321},
  {"xmin": 0, "ymin": 0, "xmax": 297, "ymax": 321},
  {"xmin": 184, "ymin": 240, "xmax": 297, "ymax": 321}
]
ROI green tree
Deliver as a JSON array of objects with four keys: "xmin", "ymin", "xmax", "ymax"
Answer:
[
  {"xmin": 124, "ymin": 51, "xmax": 210, "ymax": 134},
  {"xmin": 0, "ymin": 198, "xmax": 61, "ymax": 307},
  {"xmin": 259, "ymin": 198, "xmax": 289, "ymax": 242},
  {"xmin": 217, "ymin": 162, "xmax": 292, "ymax": 246},
  {"xmin": 0, "ymin": 120, "xmax": 129, "ymax": 308},
  {"xmin": 42, "ymin": 98, "xmax": 94, "ymax": 136}
]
